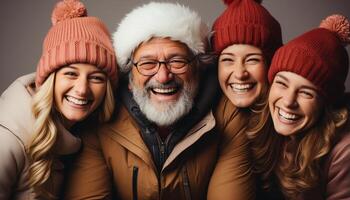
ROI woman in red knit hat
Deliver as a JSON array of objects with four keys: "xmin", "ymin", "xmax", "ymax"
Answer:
[
  {"xmin": 210, "ymin": 0, "xmax": 283, "ymax": 198},
  {"xmin": 0, "ymin": 0, "xmax": 117, "ymax": 199},
  {"xmin": 267, "ymin": 14, "xmax": 350, "ymax": 199}
]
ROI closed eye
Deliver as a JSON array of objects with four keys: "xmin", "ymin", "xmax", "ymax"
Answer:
[
  {"xmin": 219, "ymin": 57, "xmax": 234, "ymax": 63},
  {"xmin": 89, "ymin": 75, "xmax": 106, "ymax": 83},
  {"xmin": 274, "ymin": 80, "xmax": 287, "ymax": 88},
  {"xmin": 299, "ymin": 90, "xmax": 315, "ymax": 99},
  {"xmin": 64, "ymin": 71, "xmax": 78, "ymax": 77}
]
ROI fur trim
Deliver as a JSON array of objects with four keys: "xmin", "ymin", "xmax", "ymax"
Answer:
[{"xmin": 113, "ymin": 2, "xmax": 209, "ymax": 72}]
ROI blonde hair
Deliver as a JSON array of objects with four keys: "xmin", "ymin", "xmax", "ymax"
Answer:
[
  {"xmin": 276, "ymin": 105, "xmax": 348, "ymax": 198},
  {"xmin": 27, "ymin": 72, "xmax": 115, "ymax": 198}
]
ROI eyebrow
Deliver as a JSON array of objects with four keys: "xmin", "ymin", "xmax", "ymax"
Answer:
[{"xmin": 138, "ymin": 53, "xmax": 188, "ymax": 60}]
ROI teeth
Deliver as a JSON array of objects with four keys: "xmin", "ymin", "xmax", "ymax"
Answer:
[
  {"xmin": 152, "ymin": 88, "xmax": 177, "ymax": 94},
  {"xmin": 230, "ymin": 83, "xmax": 254, "ymax": 92},
  {"xmin": 278, "ymin": 109, "xmax": 298, "ymax": 120},
  {"xmin": 66, "ymin": 96, "xmax": 89, "ymax": 105}
]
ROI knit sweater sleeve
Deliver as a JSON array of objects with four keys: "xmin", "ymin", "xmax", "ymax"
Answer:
[
  {"xmin": 0, "ymin": 127, "xmax": 27, "ymax": 199},
  {"xmin": 326, "ymin": 132, "xmax": 350, "ymax": 200},
  {"xmin": 207, "ymin": 97, "xmax": 256, "ymax": 200}
]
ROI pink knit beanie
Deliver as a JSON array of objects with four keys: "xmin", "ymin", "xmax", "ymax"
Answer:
[
  {"xmin": 35, "ymin": 0, "xmax": 117, "ymax": 86},
  {"xmin": 212, "ymin": 0, "xmax": 282, "ymax": 63},
  {"xmin": 268, "ymin": 14, "xmax": 350, "ymax": 104}
]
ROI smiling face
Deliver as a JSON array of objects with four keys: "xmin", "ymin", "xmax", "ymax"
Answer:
[
  {"xmin": 269, "ymin": 71, "xmax": 323, "ymax": 137},
  {"xmin": 54, "ymin": 63, "xmax": 107, "ymax": 128},
  {"xmin": 218, "ymin": 44, "xmax": 267, "ymax": 108},
  {"xmin": 129, "ymin": 37, "xmax": 198, "ymax": 126}
]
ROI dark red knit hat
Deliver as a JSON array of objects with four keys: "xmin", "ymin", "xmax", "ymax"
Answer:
[
  {"xmin": 212, "ymin": 0, "xmax": 282, "ymax": 63},
  {"xmin": 268, "ymin": 14, "xmax": 350, "ymax": 104}
]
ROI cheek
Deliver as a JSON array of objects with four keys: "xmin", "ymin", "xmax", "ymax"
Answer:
[
  {"xmin": 218, "ymin": 65, "xmax": 232, "ymax": 84},
  {"xmin": 268, "ymin": 85, "xmax": 280, "ymax": 105},
  {"xmin": 131, "ymin": 69, "xmax": 149, "ymax": 88},
  {"xmin": 248, "ymin": 65, "xmax": 267, "ymax": 83},
  {"xmin": 91, "ymin": 84, "xmax": 107, "ymax": 104},
  {"xmin": 304, "ymin": 101, "xmax": 323, "ymax": 124},
  {"xmin": 53, "ymin": 79, "xmax": 68, "ymax": 101}
]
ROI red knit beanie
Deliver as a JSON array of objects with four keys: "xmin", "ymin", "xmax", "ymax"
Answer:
[
  {"xmin": 212, "ymin": 0, "xmax": 282, "ymax": 63},
  {"xmin": 35, "ymin": 0, "xmax": 117, "ymax": 86},
  {"xmin": 268, "ymin": 14, "xmax": 350, "ymax": 104}
]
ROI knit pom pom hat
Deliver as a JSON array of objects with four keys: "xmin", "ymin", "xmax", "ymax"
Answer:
[
  {"xmin": 36, "ymin": 0, "xmax": 117, "ymax": 86},
  {"xmin": 268, "ymin": 14, "xmax": 350, "ymax": 104},
  {"xmin": 212, "ymin": 0, "xmax": 282, "ymax": 63},
  {"xmin": 113, "ymin": 2, "xmax": 209, "ymax": 73}
]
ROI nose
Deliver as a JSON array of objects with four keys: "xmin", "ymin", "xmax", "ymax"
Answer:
[
  {"xmin": 154, "ymin": 63, "xmax": 173, "ymax": 83},
  {"xmin": 74, "ymin": 77, "xmax": 90, "ymax": 96},
  {"xmin": 282, "ymin": 90, "xmax": 298, "ymax": 108},
  {"xmin": 233, "ymin": 63, "xmax": 249, "ymax": 80}
]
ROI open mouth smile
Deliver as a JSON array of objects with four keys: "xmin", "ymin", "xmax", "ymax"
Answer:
[
  {"xmin": 278, "ymin": 108, "xmax": 301, "ymax": 122},
  {"xmin": 229, "ymin": 83, "xmax": 255, "ymax": 93},
  {"xmin": 65, "ymin": 95, "xmax": 90, "ymax": 106}
]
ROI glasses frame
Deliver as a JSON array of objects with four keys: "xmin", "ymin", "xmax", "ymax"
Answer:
[{"xmin": 132, "ymin": 56, "xmax": 196, "ymax": 76}]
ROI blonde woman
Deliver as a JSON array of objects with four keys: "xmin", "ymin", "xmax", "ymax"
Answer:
[
  {"xmin": 267, "ymin": 15, "xmax": 350, "ymax": 199},
  {"xmin": 0, "ymin": 0, "xmax": 117, "ymax": 199}
]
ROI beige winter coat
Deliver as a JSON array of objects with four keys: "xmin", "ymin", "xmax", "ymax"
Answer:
[{"xmin": 0, "ymin": 73, "xmax": 81, "ymax": 199}]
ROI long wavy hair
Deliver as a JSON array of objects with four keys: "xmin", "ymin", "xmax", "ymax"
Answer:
[
  {"xmin": 245, "ymin": 86, "xmax": 283, "ymax": 189},
  {"xmin": 275, "ymin": 105, "xmax": 348, "ymax": 198},
  {"xmin": 27, "ymin": 72, "xmax": 115, "ymax": 198}
]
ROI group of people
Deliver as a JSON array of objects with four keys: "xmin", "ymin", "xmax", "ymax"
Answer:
[{"xmin": 0, "ymin": 0, "xmax": 349, "ymax": 199}]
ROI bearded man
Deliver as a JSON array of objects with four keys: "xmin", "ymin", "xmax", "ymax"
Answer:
[{"xmin": 64, "ymin": 2, "xmax": 255, "ymax": 200}]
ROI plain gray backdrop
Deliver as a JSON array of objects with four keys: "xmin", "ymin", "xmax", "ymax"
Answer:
[{"xmin": 1, "ymin": 0, "xmax": 350, "ymax": 93}]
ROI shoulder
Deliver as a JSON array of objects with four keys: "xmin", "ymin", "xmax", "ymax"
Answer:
[
  {"xmin": 329, "ymin": 129, "xmax": 350, "ymax": 163},
  {"xmin": 213, "ymin": 96, "xmax": 249, "ymax": 136},
  {"xmin": 324, "ymin": 126, "xmax": 350, "ymax": 176},
  {"xmin": 1, "ymin": 73, "xmax": 36, "ymax": 96},
  {"xmin": 0, "ymin": 73, "xmax": 36, "ymax": 144},
  {"xmin": 322, "ymin": 127, "xmax": 350, "ymax": 200},
  {"xmin": 0, "ymin": 126, "xmax": 26, "ymax": 170}
]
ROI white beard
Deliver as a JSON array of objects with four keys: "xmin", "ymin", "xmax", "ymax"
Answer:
[{"xmin": 130, "ymin": 76, "xmax": 198, "ymax": 126}]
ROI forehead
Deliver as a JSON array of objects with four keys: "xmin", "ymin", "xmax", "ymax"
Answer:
[
  {"xmin": 221, "ymin": 44, "xmax": 262, "ymax": 55},
  {"xmin": 133, "ymin": 37, "xmax": 191, "ymax": 59}
]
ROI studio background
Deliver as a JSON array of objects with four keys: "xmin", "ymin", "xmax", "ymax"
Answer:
[{"xmin": 1, "ymin": 0, "xmax": 350, "ymax": 93}]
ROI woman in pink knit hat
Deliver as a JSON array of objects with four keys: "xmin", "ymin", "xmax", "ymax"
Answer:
[
  {"xmin": 0, "ymin": 0, "xmax": 117, "ymax": 199},
  {"xmin": 210, "ymin": 0, "xmax": 283, "ymax": 198},
  {"xmin": 266, "ymin": 14, "xmax": 350, "ymax": 199}
]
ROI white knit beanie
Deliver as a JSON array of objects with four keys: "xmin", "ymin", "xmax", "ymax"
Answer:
[{"xmin": 113, "ymin": 2, "xmax": 209, "ymax": 73}]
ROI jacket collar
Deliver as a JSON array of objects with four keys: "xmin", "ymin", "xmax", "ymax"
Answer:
[{"xmin": 0, "ymin": 73, "xmax": 37, "ymax": 144}]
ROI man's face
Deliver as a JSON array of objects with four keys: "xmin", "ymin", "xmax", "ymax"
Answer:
[{"xmin": 129, "ymin": 37, "xmax": 199, "ymax": 126}]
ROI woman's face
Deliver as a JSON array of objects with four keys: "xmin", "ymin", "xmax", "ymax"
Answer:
[
  {"xmin": 54, "ymin": 63, "xmax": 107, "ymax": 127},
  {"xmin": 218, "ymin": 44, "xmax": 267, "ymax": 108},
  {"xmin": 269, "ymin": 71, "xmax": 323, "ymax": 137}
]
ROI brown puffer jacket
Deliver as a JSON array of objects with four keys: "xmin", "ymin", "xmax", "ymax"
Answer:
[{"xmin": 64, "ymin": 96, "xmax": 255, "ymax": 200}]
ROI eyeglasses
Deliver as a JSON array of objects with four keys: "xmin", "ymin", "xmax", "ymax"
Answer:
[{"xmin": 132, "ymin": 57, "xmax": 193, "ymax": 76}]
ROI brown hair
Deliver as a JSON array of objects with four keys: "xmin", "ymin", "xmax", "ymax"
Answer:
[
  {"xmin": 245, "ymin": 87, "xmax": 283, "ymax": 189},
  {"xmin": 275, "ymin": 106, "xmax": 348, "ymax": 198}
]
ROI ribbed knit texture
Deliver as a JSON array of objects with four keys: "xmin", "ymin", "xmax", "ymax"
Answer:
[
  {"xmin": 36, "ymin": 16, "xmax": 117, "ymax": 86},
  {"xmin": 212, "ymin": 0, "xmax": 282, "ymax": 63},
  {"xmin": 269, "ymin": 28, "xmax": 349, "ymax": 103}
]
